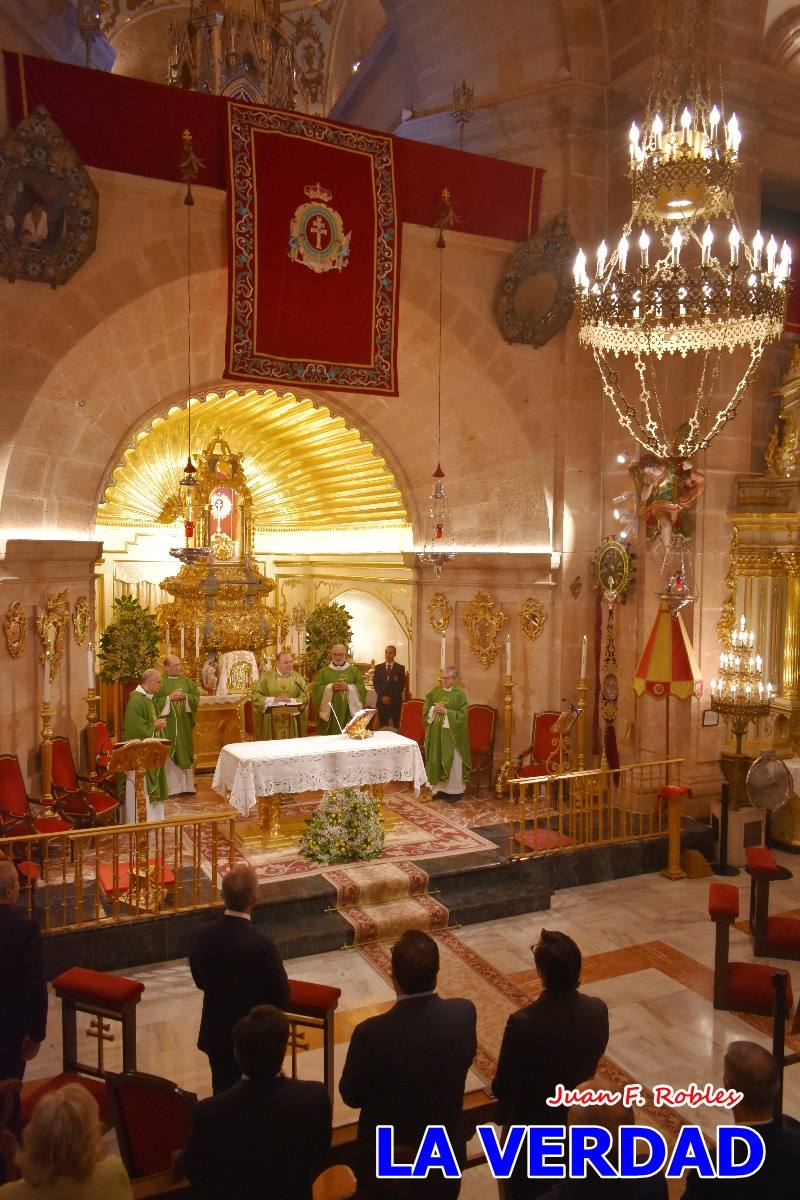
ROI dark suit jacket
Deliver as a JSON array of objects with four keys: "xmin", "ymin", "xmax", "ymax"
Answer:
[
  {"xmin": 492, "ymin": 989, "xmax": 609, "ymax": 1126},
  {"xmin": 339, "ymin": 993, "xmax": 477, "ymax": 1187},
  {"xmin": 183, "ymin": 1074, "xmax": 331, "ymax": 1200},
  {"xmin": 0, "ymin": 905, "xmax": 47, "ymax": 1073},
  {"xmin": 681, "ymin": 1122, "xmax": 800, "ymax": 1197},
  {"xmin": 374, "ymin": 662, "xmax": 406, "ymax": 706},
  {"xmin": 188, "ymin": 913, "xmax": 289, "ymax": 1054}
]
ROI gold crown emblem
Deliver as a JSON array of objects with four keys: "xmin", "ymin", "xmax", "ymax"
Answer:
[{"xmin": 304, "ymin": 182, "xmax": 332, "ymax": 204}]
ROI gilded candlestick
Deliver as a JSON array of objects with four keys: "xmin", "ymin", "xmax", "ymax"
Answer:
[
  {"xmin": 495, "ymin": 674, "xmax": 515, "ymax": 797},
  {"xmin": 576, "ymin": 677, "xmax": 588, "ymax": 770},
  {"xmin": 40, "ymin": 701, "xmax": 57, "ymax": 816},
  {"xmin": 85, "ymin": 688, "xmax": 101, "ymax": 780}
]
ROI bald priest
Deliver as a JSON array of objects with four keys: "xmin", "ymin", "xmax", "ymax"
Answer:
[
  {"xmin": 311, "ymin": 644, "xmax": 366, "ymax": 735},
  {"xmin": 155, "ymin": 655, "xmax": 200, "ymax": 795},
  {"xmin": 251, "ymin": 650, "xmax": 310, "ymax": 739},
  {"xmin": 117, "ymin": 668, "xmax": 169, "ymax": 823}
]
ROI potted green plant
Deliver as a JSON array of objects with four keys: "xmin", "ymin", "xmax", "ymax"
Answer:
[
  {"xmin": 304, "ymin": 600, "xmax": 353, "ymax": 677},
  {"xmin": 97, "ymin": 596, "xmax": 161, "ymax": 734}
]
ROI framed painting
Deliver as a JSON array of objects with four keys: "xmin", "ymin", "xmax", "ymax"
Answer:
[{"xmin": 0, "ymin": 106, "xmax": 98, "ymax": 287}]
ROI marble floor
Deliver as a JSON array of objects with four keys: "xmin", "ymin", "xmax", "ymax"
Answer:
[{"xmin": 24, "ymin": 851, "xmax": 800, "ymax": 1198}]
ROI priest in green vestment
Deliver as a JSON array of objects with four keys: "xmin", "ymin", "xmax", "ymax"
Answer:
[
  {"xmin": 155, "ymin": 655, "xmax": 200, "ymax": 795},
  {"xmin": 118, "ymin": 668, "xmax": 169, "ymax": 823},
  {"xmin": 311, "ymin": 644, "xmax": 367, "ymax": 735},
  {"xmin": 251, "ymin": 650, "xmax": 310, "ymax": 739},
  {"xmin": 423, "ymin": 667, "xmax": 471, "ymax": 802}
]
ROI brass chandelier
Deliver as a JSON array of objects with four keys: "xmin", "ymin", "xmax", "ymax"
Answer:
[{"xmin": 574, "ymin": 0, "xmax": 791, "ymax": 460}]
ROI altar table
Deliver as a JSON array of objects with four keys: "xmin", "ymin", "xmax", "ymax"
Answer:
[{"xmin": 211, "ymin": 730, "xmax": 429, "ymax": 817}]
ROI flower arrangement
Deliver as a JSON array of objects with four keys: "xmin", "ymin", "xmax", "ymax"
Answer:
[{"xmin": 299, "ymin": 786, "xmax": 385, "ymax": 864}]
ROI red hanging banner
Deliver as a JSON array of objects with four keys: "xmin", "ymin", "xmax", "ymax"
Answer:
[{"xmin": 225, "ymin": 103, "xmax": 399, "ymax": 394}]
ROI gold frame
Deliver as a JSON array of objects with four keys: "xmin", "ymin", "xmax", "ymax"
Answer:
[
  {"xmin": 3, "ymin": 601, "xmax": 27, "ymax": 659},
  {"xmin": 462, "ymin": 589, "xmax": 507, "ymax": 670},
  {"xmin": 426, "ymin": 591, "xmax": 452, "ymax": 636},
  {"xmin": 36, "ymin": 590, "xmax": 70, "ymax": 683},
  {"xmin": 519, "ymin": 597, "xmax": 547, "ymax": 642},
  {"xmin": 72, "ymin": 596, "xmax": 90, "ymax": 646}
]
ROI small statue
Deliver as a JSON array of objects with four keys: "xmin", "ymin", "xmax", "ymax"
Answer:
[{"xmin": 200, "ymin": 650, "xmax": 218, "ymax": 695}]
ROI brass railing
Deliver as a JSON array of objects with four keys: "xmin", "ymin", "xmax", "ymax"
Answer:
[
  {"xmin": 507, "ymin": 757, "xmax": 683, "ymax": 859},
  {"xmin": 0, "ymin": 813, "xmax": 235, "ymax": 933}
]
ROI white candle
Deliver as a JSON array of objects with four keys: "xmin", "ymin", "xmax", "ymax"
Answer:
[
  {"xmin": 300, "ymin": 628, "xmax": 306, "ymax": 654},
  {"xmin": 87, "ymin": 645, "xmax": 94, "ymax": 691},
  {"xmin": 277, "ymin": 622, "xmax": 282, "ymax": 649},
  {"xmin": 43, "ymin": 655, "xmax": 51, "ymax": 705},
  {"xmin": 440, "ymin": 633, "xmax": 446, "ymax": 671},
  {"xmin": 505, "ymin": 635, "xmax": 512, "ymax": 676},
  {"xmin": 180, "ymin": 626, "xmax": 185, "ymax": 659},
  {"xmin": 165, "ymin": 624, "xmax": 171, "ymax": 656},
  {"xmin": 580, "ymin": 634, "xmax": 588, "ymax": 680},
  {"xmin": 195, "ymin": 624, "xmax": 200, "ymax": 657}
]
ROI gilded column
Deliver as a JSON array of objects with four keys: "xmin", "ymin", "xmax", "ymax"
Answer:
[{"xmin": 782, "ymin": 553, "xmax": 800, "ymax": 702}]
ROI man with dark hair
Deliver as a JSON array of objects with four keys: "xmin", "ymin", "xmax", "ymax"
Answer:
[
  {"xmin": 373, "ymin": 644, "xmax": 406, "ymax": 729},
  {"xmin": 182, "ymin": 1005, "xmax": 331, "ymax": 1200},
  {"xmin": 189, "ymin": 866, "xmax": 290, "ymax": 1094},
  {"xmin": 492, "ymin": 930, "xmax": 609, "ymax": 1199},
  {"xmin": 681, "ymin": 1040, "xmax": 800, "ymax": 1197},
  {"xmin": 339, "ymin": 929, "xmax": 477, "ymax": 1197},
  {"xmin": 0, "ymin": 860, "xmax": 47, "ymax": 1143}
]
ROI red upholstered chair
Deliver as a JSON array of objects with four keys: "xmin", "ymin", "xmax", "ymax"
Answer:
[
  {"xmin": 745, "ymin": 846, "xmax": 800, "ymax": 960},
  {"xmin": 467, "ymin": 704, "xmax": 497, "ymax": 795},
  {"xmin": 0, "ymin": 753, "xmax": 73, "ymax": 838},
  {"xmin": 708, "ymin": 883, "xmax": 796, "ymax": 1018},
  {"xmin": 92, "ymin": 720, "xmax": 114, "ymax": 773},
  {"xmin": 516, "ymin": 711, "xmax": 561, "ymax": 777},
  {"xmin": 286, "ymin": 978, "xmax": 342, "ymax": 1104},
  {"xmin": 106, "ymin": 1071, "xmax": 197, "ymax": 1180},
  {"xmin": 398, "ymin": 698, "xmax": 425, "ymax": 753},
  {"xmin": 51, "ymin": 736, "xmax": 120, "ymax": 828}
]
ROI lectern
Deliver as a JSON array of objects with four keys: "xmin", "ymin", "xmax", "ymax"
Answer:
[{"xmin": 107, "ymin": 738, "xmax": 170, "ymax": 912}]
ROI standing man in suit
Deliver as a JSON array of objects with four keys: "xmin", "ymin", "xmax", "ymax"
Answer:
[
  {"xmin": 0, "ymin": 860, "xmax": 47, "ymax": 1133},
  {"xmin": 189, "ymin": 865, "xmax": 290, "ymax": 1094},
  {"xmin": 182, "ymin": 1005, "xmax": 331, "ymax": 1200},
  {"xmin": 492, "ymin": 930, "xmax": 609, "ymax": 1199},
  {"xmin": 373, "ymin": 644, "xmax": 406, "ymax": 730},
  {"xmin": 339, "ymin": 929, "xmax": 477, "ymax": 1198}
]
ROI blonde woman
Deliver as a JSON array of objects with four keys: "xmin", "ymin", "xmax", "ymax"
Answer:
[{"xmin": 0, "ymin": 1084, "xmax": 131, "ymax": 1199}]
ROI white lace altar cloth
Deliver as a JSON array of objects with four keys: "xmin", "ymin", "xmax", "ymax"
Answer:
[{"xmin": 212, "ymin": 730, "xmax": 429, "ymax": 817}]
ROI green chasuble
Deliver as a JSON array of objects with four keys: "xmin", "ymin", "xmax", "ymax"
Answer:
[
  {"xmin": 117, "ymin": 689, "xmax": 168, "ymax": 805},
  {"xmin": 251, "ymin": 669, "xmax": 310, "ymax": 739},
  {"xmin": 423, "ymin": 685, "xmax": 472, "ymax": 787},
  {"xmin": 155, "ymin": 674, "xmax": 199, "ymax": 768},
  {"xmin": 311, "ymin": 664, "xmax": 367, "ymax": 735}
]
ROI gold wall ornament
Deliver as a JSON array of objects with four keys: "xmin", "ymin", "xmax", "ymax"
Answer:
[
  {"xmin": 716, "ymin": 526, "xmax": 739, "ymax": 654},
  {"xmin": 0, "ymin": 107, "xmax": 99, "ymax": 287},
  {"xmin": 462, "ymin": 589, "xmax": 508, "ymax": 670},
  {"xmin": 72, "ymin": 596, "xmax": 90, "ymax": 646},
  {"xmin": 426, "ymin": 592, "xmax": 452, "ymax": 636},
  {"xmin": 3, "ymin": 601, "xmax": 27, "ymax": 658},
  {"xmin": 36, "ymin": 590, "xmax": 70, "ymax": 682},
  {"xmin": 519, "ymin": 597, "xmax": 547, "ymax": 643},
  {"xmin": 495, "ymin": 212, "xmax": 577, "ymax": 347}
]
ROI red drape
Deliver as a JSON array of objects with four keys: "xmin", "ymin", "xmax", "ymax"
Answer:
[{"xmin": 3, "ymin": 51, "xmax": 543, "ymax": 243}]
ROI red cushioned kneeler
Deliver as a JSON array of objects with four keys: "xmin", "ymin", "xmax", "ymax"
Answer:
[
  {"xmin": 744, "ymin": 846, "xmax": 800, "ymax": 959},
  {"xmin": 53, "ymin": 967, "xmax": 144, "ymax": 1078},
  {"xmin": 286, "ymin": 978, "xmax": 341, "ymax": 1105}
]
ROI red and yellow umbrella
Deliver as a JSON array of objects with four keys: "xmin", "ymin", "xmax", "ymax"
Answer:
[{"xmin": 634, "ymin": 598, "xmax": 703, "ymax": 760}]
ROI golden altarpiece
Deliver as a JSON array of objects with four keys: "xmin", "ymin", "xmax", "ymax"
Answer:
[
  {"xmin": 723, "ymin": 348, "xmax": 800, "ymax": 847},
  {"xmin": 159, "ymin": 431, "xmax": 278, "ymax": 768}
]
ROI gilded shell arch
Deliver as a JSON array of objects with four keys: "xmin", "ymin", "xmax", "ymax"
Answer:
[{"xmin": 96, "ymin": 385, "xmax": 412, "ymax": 545}]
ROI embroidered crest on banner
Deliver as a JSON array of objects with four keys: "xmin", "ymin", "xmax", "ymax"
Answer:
[{"xmin": 288, "ymin": 183, "xmax": 351, "ymax": 273}]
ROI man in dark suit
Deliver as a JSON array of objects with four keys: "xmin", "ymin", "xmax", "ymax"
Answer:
[
  {"xmin": 681, "ymin": 1040, "xmax": 800, "ymax": 1197},
  {"xmin": 492, "ymin": 930, "xmax": 609, "ymax": 1200},
  {"xmin": 189, "ymin": 865, "xmax": 289, "ymax": 1094},
  {"xmin": 373, "ymin": 644, "xmax": 406, "ymax": 729},
  {"xmin": 182, "ymin": 1004, "xmax": 331, "ymax": 1200},
  {"xmin": 0, "ymin": 860, "xmax": 47, "ymax": 1135},
  {"xmin": 339, "ymin": 929, "xmax": 477, "ymax": 1198}
]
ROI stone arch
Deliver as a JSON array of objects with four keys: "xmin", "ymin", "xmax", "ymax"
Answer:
[{"xmin": 764, "ymin": 4, "xmax": 800, "ymax": 68}]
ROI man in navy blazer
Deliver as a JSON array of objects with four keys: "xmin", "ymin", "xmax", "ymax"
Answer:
[
  {"xmin": 373, "ymin": 645, "xmax": 406, "ymax": 729},
  {"xmin": 492, "ymin": 930, "xmax": 609, "ymax": 1199},
  {"xmin": 183, "ymin": 1004, "xmax": 332, "ymax": 1200},
  {"xmin": 0, "ymin": 860, "xmax": 47, "ymax": 1141},
  {"xmin": 189, "ymin": 865, "xmax": 290, "ymax": 1093},
  {"xmin": 339, "ymin": 929, "xmax": 477, "ymax": 1198}
]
